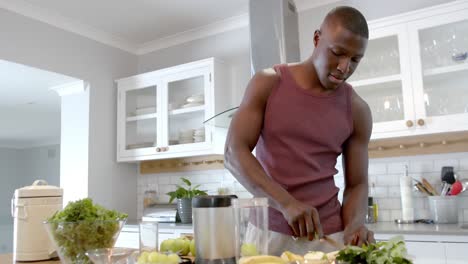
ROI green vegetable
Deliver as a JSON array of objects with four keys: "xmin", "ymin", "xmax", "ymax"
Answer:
[
  {"xmin": 336, "ymin": 236, "xmax": 413, "ymax": 264},
  {"xmin": 46, "ymin": 198, "xmax": 128, "ymax": 264}
]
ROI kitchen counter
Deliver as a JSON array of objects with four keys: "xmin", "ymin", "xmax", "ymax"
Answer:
[
  {"xmin": 0, "ymin": 254, "xmax": 60, "ymax": 263},
  {"xmin": 367, "ymin": 222, "xmax": 468, "ymax": 242}
]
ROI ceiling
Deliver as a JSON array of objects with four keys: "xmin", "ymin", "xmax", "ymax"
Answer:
[
  {"xmin": 0, "ymin": 60, "xmax": 79, "ymax": 149},
  {"xmin": 1, "ymin": 0, "xmax": 337, "ymax": 54}
]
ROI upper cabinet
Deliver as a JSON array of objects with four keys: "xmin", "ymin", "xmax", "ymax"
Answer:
[
  {"xmin": 348, "ymin": 1, "xmax": 468, "ymax": 139},
  {"xmin": 116, "ymin": 58, "xmax": 231, "ymax": 162}
]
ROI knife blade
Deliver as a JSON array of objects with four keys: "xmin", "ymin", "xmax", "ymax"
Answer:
[{"xmin": 320, "ymin": 235, "xmax": 345, "ymax": 250}]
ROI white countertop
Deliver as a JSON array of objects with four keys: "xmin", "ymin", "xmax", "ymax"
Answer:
[
  {"xmin": 122, "ymin": 222, "xmax": 193, "ymax": 233},
  {"xmin": 122, "ymin": 221, "xmax": 468, "ymax": 242},
  {"xmin": 367, "ymin": 222, "xmax": 468, "ymax": 242}
]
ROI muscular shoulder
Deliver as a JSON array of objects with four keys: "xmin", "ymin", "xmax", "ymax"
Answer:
[
  {"xmin": 350, "ymin": 89, "xmax": 372, "ymax": 137},
  {"xmin": 243, "ymin": 68, "xmax": 281, "ymax": 106}
]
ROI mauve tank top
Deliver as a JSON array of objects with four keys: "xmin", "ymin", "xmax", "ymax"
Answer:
[{"xmin": 255, "ymin": 64, "xmax": 354, "ymax": 236}]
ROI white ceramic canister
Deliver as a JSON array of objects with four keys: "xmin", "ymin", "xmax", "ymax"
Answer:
[{"xmin": 11, "ymin": 180, "xmax": 63, "ymax": 261}]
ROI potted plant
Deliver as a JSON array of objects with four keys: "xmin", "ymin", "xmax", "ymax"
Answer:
[{"xmin": 167, "ymin": 178, "xmax": 207, "ymax": 224}]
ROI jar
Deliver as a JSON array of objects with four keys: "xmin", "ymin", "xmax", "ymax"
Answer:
[{"xmin": 143, "ymin": 189, "xmax": 157, "ymax": 208}]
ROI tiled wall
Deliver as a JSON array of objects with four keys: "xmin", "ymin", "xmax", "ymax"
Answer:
[{"xmin": 137, "ymin": 152, "xmax": 468, "ymax": 223}]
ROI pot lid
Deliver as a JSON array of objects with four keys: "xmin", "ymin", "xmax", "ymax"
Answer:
[{"xmin": 15, "ymin": 180, "xmax": 63, "ymax": 198}]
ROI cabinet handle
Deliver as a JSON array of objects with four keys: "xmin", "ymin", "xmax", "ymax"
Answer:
[
  {"xmin": 417, "ymin": 118, "xmax": 425, "ymax": 126},
  {"xmin": 156, "ymin": 147, "xmax": 161, "ymax": 152},
  {"xmin": 406, "ymin": 120, "xmax": 414, "ymax": 127}
]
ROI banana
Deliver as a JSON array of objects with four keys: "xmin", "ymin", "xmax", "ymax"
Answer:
[
  {"xmin": 239, "ymin": 255, "xmax": 287, "ymax": 264},
  {"xmin": 280, "ymin": 251, "xmax": 304, "ymax": 263}
]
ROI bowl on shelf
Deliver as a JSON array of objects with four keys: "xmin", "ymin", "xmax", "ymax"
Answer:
[{"xmin": 44, "ymin": 219, "xmax": 126, "ymax": 264}]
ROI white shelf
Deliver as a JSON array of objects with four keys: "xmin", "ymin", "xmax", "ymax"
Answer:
[
  {"xmin": 349, "ymin": 74, "xmax": 401, "ymax": 87},
  {"xmin": 126, "ymin": 113, "xmax": 157, "ymax": 122},
  {"xmin": 423, "ymin": 63, "xmax": 468, "ymax": 77},
  {"xmin": 169, "ymin": 105, "xmax": 205, "ymax": 115}
]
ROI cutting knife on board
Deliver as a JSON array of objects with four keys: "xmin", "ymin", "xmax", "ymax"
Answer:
[{"xmin": 320, "ymin": 235, "xmax": 346, "ymax": 250}]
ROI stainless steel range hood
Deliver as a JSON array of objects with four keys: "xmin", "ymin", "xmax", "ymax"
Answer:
[{"xmin": 204, "ymin": 0, "xmax": 300, "ymax": 127}]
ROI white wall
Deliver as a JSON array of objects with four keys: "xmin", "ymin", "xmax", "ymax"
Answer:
[
  {"xmin": 0, "ymin": 148, "xmax": 22, "ymax": 225},
  {"xmin": 0, "ymin": 9, "xmax": 139, "ymax": 219},
  {"xmin": 20, "ymin": 144, "xmax": 60, "ymax": 187},
  {"xmin": 138, "ymin": 27, "xmax": 252, "ymax": 106}
]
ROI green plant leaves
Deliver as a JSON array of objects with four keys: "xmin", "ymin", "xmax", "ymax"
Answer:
[{"xmin": 166, "ymin": 178, "xmax": 207, "ymax": 203}]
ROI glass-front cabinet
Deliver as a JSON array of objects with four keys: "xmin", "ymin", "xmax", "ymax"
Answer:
[
  {"xmin": 116, "ymin": 58, "xmax": 230, "ymax": 162},
  {"xmin": 409, "ymin": 9, "xmax": 468, "ymax": 134},
  {"xmin": 348, "ymin": 24, "xmax": 414, "ymax": 137},
  {"xmin": 349, "ymin": 2, "xmax": 468, "ymax": 139}
]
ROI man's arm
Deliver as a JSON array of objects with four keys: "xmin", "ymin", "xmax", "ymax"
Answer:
[
  {"xmin": 225, "ymin": 69, "xmax": 322, "ymax": 240},
  {"xmin": 341, "ymin": 89, "xmax": 374, "ymax": 246}
]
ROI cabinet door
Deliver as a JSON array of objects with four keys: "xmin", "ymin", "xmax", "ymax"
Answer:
[
  {"xmin": 409, "ymin": 10, "xmax": 468, "ymax": 134},
  {"xmin": 161, "ymin": 66, "xmax": 212, "ymax": 154},
  {"xmin": 445, "ymin": 243, "xmax": 468, "ymax": 264},
  {"xmin": 348, "ymin": 24, "xmax": 415, "ymax": 138},
  {"xmin": 406, "ymin": 241, "xmax": 446, "ymax": 264},
  {"xmin": 118, "ymin": 81, "xmax": 162, "ymax": 159}
]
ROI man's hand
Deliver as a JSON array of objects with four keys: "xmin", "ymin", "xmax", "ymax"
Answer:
[
  {"xmin": 281, "ymin": 201, "xmax": 323, "ymax": 240},
  {"xmin": 343, "ymin": 224, "xmax": 375, "ymax": 246}
]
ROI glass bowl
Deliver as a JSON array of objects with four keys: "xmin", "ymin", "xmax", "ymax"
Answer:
[
  {"xmin": 85, "ymin": 248, "xmax": 136, "ymax": 264},
  {"xmin": 44, "ymin": 219, "xmax": 126, "ymax": 264}
]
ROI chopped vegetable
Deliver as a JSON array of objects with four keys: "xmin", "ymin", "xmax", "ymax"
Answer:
[
  {"xmin": 47, "ymin": 198, "xmax": 128, "ymax": 264},
  {"xmin": 336, "ymin": 236, "xmax": 413, "ymax": 264}
]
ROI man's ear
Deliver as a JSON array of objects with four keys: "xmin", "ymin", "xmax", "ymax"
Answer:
[{"xmin": 313, "ymin": 30, "xmax": 321, "ymax": 47}]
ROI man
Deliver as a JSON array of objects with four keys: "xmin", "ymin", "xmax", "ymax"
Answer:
[{"xmin": 224, "ymin": 6, "xmax": 374, "ymax": 255}]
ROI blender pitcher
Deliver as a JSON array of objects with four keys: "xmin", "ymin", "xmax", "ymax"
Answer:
[
  {"xmin": 192, "ymin": 195, "xmax": 238, "ymax": 264},
  {"xmin": 232, "ymin": 198, "xmax": 269, "ymax": 261}
]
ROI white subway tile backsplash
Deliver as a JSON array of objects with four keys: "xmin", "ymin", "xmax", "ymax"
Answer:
[
  {"xmin": 459, "ymin": 158, "xmax": 468, "ymax": 170},
  {"xmin": 387, "ymin": 162, "xmax": 409, "ymax": 174},
  {"xmin": 157, "ymin": 175, "xmax": 171, "ymax": 184},
  {"xmin": 434, "ymin": 159, "xmax": 459, "ymax": 171},
  {"xmin": 375, "ymin": 174, "xmax": 400, "ymax": 186},
  {"xmin": 371, "ymin": 187, "xmax": 388, "ymax": 198},
  {"xmin": 387, "ymin": 186, "xmax": 401, "ymax": 198},
  {"xmin": 136, "ymin": 152, "xmax": 468, "ymax": 222},
  {"xmin": 409, "ymin": 160, "xmax": 434, "ymax": 173},
  {"xmin": 369, "ymin": 163, "xmax": 387, "ymax": 175},
  {"xmin": 390, "ymin": 210, "xmax": 402, "ymax": 221},
  {"xmin": 377, "ymin": 209, "xmax": 391, "ymax": 222}
]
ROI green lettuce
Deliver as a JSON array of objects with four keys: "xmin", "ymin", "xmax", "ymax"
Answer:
[
  {"xmin": 336, "ymin": 236, "xmax": 413, "ymax": 264},
  {"xmin": 47, "ymin": 198, "xmax": 128, "ymax": 264}
]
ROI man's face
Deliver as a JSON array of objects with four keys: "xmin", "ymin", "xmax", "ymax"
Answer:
[{"xmin": 312, "ymin": 22, "xmax": 368, "ymax": 90}]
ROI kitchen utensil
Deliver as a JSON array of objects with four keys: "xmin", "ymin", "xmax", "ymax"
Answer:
[
  {"xmin": 441, "ymin": 166, "xmax": 454, "ymax": 181},
  {"xmin": 421, "ymin": 178, "xmax": 439, "ymax": 196},
  {"xmin": 440, "ymin": 182, "xmax": 451, "ymax": 196},
  {"xmin": 449, "ymin": 179, "xmax": 468, "ymax": 195},
  {"xmin": 321, "ymin": 235, "xmax": 345, "ymax": 250},
  {"xmin": 442, "ymin": 171, "xmax": 457, "ymax": 184},
  {"xmin": 12, "ymin": 180, "xmax": 63, "ymax": 261},
  {"xmin": 412, "ymin": 178, "xmax": 433, "ymax": 196}
]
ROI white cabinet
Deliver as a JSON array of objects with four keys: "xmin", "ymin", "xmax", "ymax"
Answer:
[
  {"xmin": 348, "ymin": 2, "xmax": 468, "ymax": 139},
  {"xmin": 116, "ymin": 58, "xmax": 231, "ymax": 162},
  {"xmin": 405, "ymin": 241, "xmax": 446, "ymax": 264},
  {"xmin": 445, "ymin": 243, "xmax": 468, "ymax": 264}
]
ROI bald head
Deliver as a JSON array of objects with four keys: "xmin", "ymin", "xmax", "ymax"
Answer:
[{"xmin": 322, "ymin": 6, "xmax": 368, "ymax": 39}]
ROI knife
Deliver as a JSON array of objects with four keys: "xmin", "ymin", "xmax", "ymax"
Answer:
[{"xmin": 320, "ymin": 235, "xmax": 345, "ymax": 250}]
